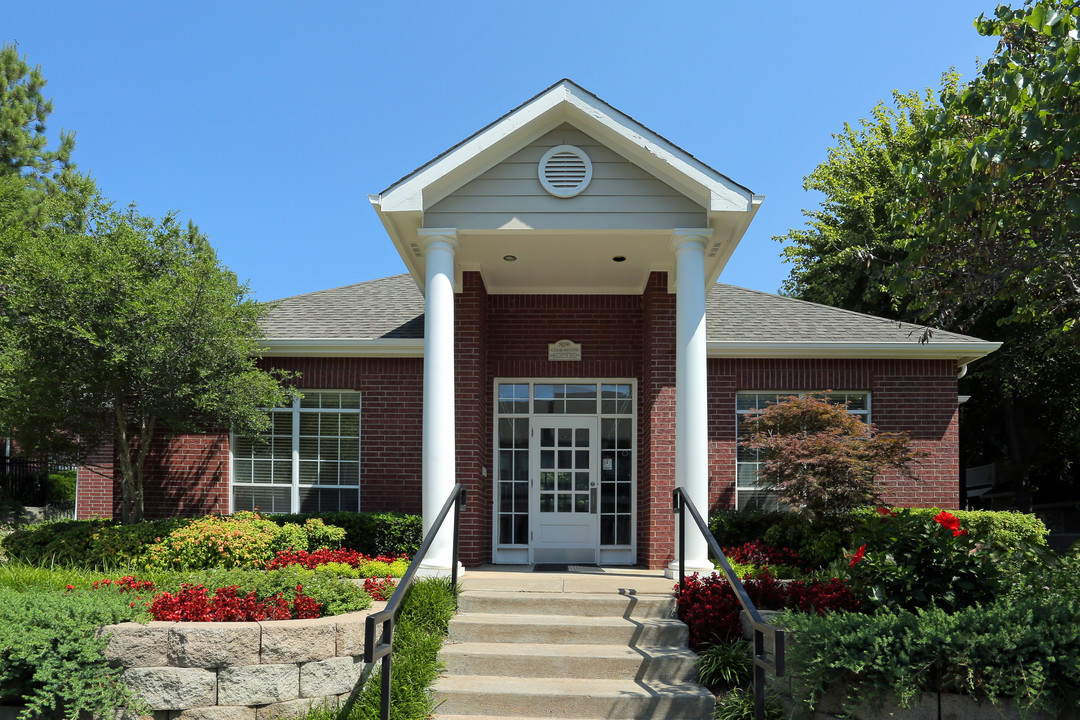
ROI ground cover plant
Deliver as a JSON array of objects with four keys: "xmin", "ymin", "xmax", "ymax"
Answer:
[
  {"xmin": 0, "ymin": 582, "xmax": 146, "ymax": 720},
  {"xmin": 318, "ymin": 578, "xmax": 458, "ymax": 720}
]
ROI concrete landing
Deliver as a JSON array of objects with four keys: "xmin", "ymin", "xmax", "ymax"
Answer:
[{"xmin": 459, "ymin": 564, "xmax": 677, "ymax": 595}]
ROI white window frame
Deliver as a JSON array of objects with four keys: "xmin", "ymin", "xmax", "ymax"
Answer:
[
  {"xmin": 735, "ymin": 391, "xmax": 870, "ymax": 511},
  {"xmin": 229, "ymin": 390, "xmax": 362, "ymax": 514}
]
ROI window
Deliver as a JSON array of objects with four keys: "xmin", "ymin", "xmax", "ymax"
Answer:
[
  {"xmin": 735, "ymin": 391, "xmax": 869, "ymax": 511},
  {"xmin": 232, "ymin": 391, "xmax": 361, "ymax": 514}
]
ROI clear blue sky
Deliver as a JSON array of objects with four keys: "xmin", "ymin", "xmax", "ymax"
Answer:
[{"xmin": 6, "ymin": 1, "xmax": 999, "ymax": 301}]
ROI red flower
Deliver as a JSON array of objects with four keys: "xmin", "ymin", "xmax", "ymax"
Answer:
[
  {"xmin": 848, "ymin": 544, "xmax": 866, "ymax": 567},
  {"xmin": 876, "ymin": 507, "xmax": 897, "ymax": 518},
  {"xmin": 65, "ymin": 585, "xmax": 74, "ymax": 592},
  {"xmin": 933, "ymin": 511, "xmax": 964, "ymax": 533},
  {"xmin": 953, "ymin": 528, "xmax": 969, "ymax": 537}
]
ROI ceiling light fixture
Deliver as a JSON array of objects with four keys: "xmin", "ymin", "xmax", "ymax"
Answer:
[
  {"xmin": 503, "ymin": 255, "xmax": 517, "ymax": 262},
  {"xmin": 612, "ymin": 256, "xmax": 626, "ymax": 263}
]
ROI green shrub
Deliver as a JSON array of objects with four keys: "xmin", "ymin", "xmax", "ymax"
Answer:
[
  {"xmin": 46, "ymin": 471, "xmax": 76, "ymax": 505},
  {"xmin": 843, "ymin": 509, "xmax": 1002, "ymax": 611},
  {"xmin": 270, "ymin": 511, "xmax": 422, "ymax": 557},
  {"xmin": 708, "ymin": 508, "xmax": 1048, "ymax": 570},
  {"xmin": 145, "ymin": 513, "xmax": 284, "ymax": 570},
  {"xmin": 2, "ymin": 518, "xmax": 189, "ymax": 568},
  {"xmin": 301, "ymin": 517, "xmax": 347, "ymax": 550},
  {"xmin": 698, "ymin": 638, "xmax": 752, "ymax": 689},
  {"xmin": 782, "ymin": 592, "xmax": 1080, "ymax": 718},
  {"xmin": 851, "ymin": 507, "xmax": 1048, "ymax": 550},
  {"xmin": 144, "ymin": 512, "xmax": 345, "ymax": 571},
  {"xmin": 0, "ymin": 585, "xmax": 146, "ymax": 719}
]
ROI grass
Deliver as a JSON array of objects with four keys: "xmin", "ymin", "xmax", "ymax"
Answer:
[{"xmin": 313, "ymin": 577, "xmax": 458, "ymax": 720}]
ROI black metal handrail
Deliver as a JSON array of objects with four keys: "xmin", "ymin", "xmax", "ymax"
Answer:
[
  {"xmin": 673, "ymin": 487, "xmax": 784, "ymax": 720},
  {"xmin": 338, "ymin": 483, "xmax": 466, "ymax": 720}
]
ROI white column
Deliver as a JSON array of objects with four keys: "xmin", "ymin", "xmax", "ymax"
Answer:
[
  {"xmin": 418, "ymin": 229, "xmax": 461, "ymax": 576},
  {"xmin": 667, "ymin": 229, "xmax": 714, "ymax": 577}
]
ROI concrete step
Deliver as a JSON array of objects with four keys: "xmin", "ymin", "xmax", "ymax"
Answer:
[
  {"xmin": 447, "ymin": 612, "xmax": 688, "ymax": 646},
  {"xmin": 440, "ymin": 641, "xmax": 699, "ymax": 681},
  {"xmin": 457, "ymin": 590, "xmax": 674, "ymax": 619},
  {"xmin": 433, "ymin": 675, "xmax": 714, "ymax": 719}
]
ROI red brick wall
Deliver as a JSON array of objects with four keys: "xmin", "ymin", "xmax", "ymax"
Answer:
[
  {"xmin": 456, "ymin": 272, "xmax": 489, "ymax": 565},
  {"xmin": 76, "ymin": 356, "xmax": 426, "ymax": 520},
  {"xmin": 76, "ymin": 440, "xmax": 116, "ymax": 519},
  {"xmin": 707, "ymin": 358, "xmax": 960, "ymax": 511},
  {"xmin": 260, "ymin": 357, "xmax": 425, "ymax": 514},
  {"xmin": 640, "ymin": 273, "xmax": 677, "ymax": 569}
]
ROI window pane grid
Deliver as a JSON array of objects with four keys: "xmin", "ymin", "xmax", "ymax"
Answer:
[
  {"xmin": 735, "ymin": 391, "xmax": 869, "ymax": 510},
  {"xmin": 232, "ymin": 392, "xmax": 360, "ymax": 513}
]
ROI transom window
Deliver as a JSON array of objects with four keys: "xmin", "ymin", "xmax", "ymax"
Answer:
[
  {"xmin": 232, "ymin": 391, "xmax": 361, "ymax": 514},
  {"xmin": 735, "ymin": 391, "xmax": 870, "ymax": 511}
]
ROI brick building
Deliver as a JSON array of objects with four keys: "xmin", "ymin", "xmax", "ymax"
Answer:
[{"xmin": 76, "ymin": 80, "xmax": 997, "ymax": 572}]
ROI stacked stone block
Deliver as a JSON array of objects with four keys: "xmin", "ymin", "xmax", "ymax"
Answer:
[{"xmin": 98, "ymin": 604, "xmax": 385, "ymax": 720}]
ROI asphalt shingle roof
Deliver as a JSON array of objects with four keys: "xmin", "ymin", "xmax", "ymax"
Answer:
[
  {"xmin": 261, "ymin": 274, "xmax": 987, "ymax": 346},
  {"xmin": 704, "ymin": 284, "xmax": 985, "ymax": 345},
  {"xmin": 261, "ymin": 275, "xmax": 425, "ymax": 339}
]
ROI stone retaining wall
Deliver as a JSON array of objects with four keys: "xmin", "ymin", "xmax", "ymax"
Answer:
[{"xmin": 98, "ymin": 602, "xmax": 386, "ymax": 720}]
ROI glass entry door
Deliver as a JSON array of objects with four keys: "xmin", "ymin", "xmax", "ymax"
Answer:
[{"xmin": 530, "ymin": 416, "xmax": 598, "ymax": 564}]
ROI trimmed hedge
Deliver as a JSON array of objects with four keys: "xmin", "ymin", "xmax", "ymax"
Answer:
[
  {"xmin": 268, "ymin": 511, "xmax": 422, "ymax": 557},
  {"xmin": 709, "ymin": 507, "xmax": 1049, "ymax": 568},
  {"xmin": 2, "ymin": 518, "xmax": 190, "ymax": 568},
  {"xmin": 2, "ymin": 511, "xmax": 422, "ymax": 569},
  {"xmin": 783, "ymin": 590, "xmax": 1080, "ymax": 718}
]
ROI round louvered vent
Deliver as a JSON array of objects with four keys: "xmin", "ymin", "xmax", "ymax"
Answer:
[{"xmin": 538, "ymin": 145, "xmax": 593, "ymax": 198}]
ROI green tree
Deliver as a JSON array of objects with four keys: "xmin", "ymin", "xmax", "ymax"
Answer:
[
  {"xmin": 779, "ymin": 87, "xmax": 945, "ymax": 319},
  {"xmin": 0, "ymin": 43, "xmax": 75, "ymax": 184},
  {"xmin": 0, "ymin": 191, "xmax": 293, "ymax": 523},
  {"xmin": 898, "ymin": 0, "xmax": 1080, "ymax": 336},
  {"xmin": 776, "ymin": 0, "xmax": 1080, "ymax": 510},
  {"xmin": 743, "ymin": 395, "xmax": 922, "ymax": 519}
]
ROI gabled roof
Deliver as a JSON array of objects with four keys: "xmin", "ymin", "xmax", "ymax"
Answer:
[
  {"xmin": 375, "ymin": 79, "xmax": 757, "ymax": 215},
  {"xmin": 259, "ymin": 274, "xmax": 999, "ymax": 365},
  {"xmin": 369, "ymin": 79, "xmax": 764, "ymax": 294}
]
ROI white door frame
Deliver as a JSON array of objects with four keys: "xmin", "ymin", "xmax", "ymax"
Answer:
[
  {"xmin": 490, "ymin": 378, "xmax": 637, "ymax": 566},
  {"xmin": 529, "ymin": 415, "xmax": 599, "ymax": 565}
]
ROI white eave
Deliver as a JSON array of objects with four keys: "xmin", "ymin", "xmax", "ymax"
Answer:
[
  {"xmin": 259, "ymin": 338, "xmax": 425, "ymax": 358},
  {"xmin": 708, "ymin": 341, "xmax": 1002, "ymax": 367}
]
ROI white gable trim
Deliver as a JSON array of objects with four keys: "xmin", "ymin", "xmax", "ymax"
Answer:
[{"xmin": 374, "ymin": 80, "xmax": 756, "ymax": 216}]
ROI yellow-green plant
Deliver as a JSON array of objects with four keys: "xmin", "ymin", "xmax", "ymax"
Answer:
[{"xmin": 145, "ymin": 512, "xmax": 283, "ymax": 570}]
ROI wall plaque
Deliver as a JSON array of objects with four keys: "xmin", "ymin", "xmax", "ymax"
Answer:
[{"xmin": 548, "ymin": 339, "xmax": 582, "ymax": 362}]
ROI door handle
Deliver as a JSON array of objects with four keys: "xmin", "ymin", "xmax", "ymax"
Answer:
[{"xmin": 590, "ymin": 486, "xmax": 597, "ymax": 514}]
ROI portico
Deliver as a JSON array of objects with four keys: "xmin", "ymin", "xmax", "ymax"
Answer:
[{"xmin": 370, "ymin": 80, "xmax": 761, "ymax": 571}]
